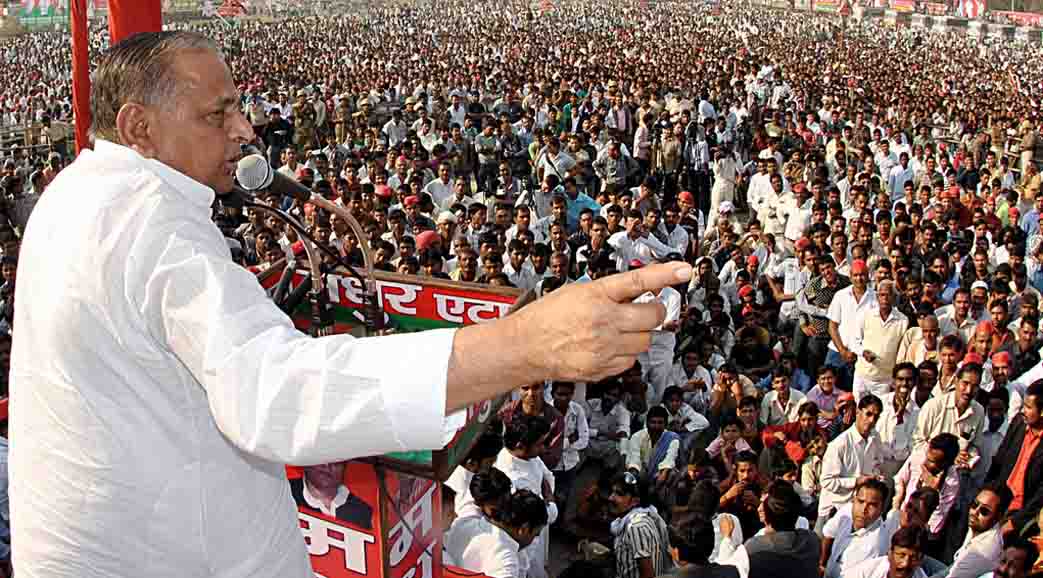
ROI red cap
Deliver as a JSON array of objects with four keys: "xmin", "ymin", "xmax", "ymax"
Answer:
[
  {"xmin": 741, "ymin": 305, "xmax": 755, "ymax": 317},
  {"xmin": 374, "ymin": 184, "xmax": 393, "ymax": 198},
  {"xmin": 850, "ymin": 259, "xmax": 868, "ymax": 274},
  {"xmin": 945, "ymin": 186, "xmax": 961, "ymax": 199},
  {"xmin": 403, "ymin": 195, "xmax": 420, "ymax": 207},
  {"xmin": 962, "ymin": 352, "xmax": 984, "ymax": 366},
  {"xmin": 792, "ymin": 181, "xmax": 807, "ymax": 193},
  {"xmin": 416, "ymin": 230, "xmax": 440, "ymax": 251},
  {"xmin": 746, "ymin": 255, "xmax": 760, "ymax": 267},
  {"xmin": 976, "ymin": 320, "xmax": 995, "ymax": 335},
  {"xmin": 738, "ymin": 285, "xmax": 755, "ymax": 299},
  {"xmin": 629, "ymin": 258, "xmax": 645, "ymax": 269},
  {"xmin": 678, "ymin": 191, "xmax": 695, "ymax": 205},
  {"xmin": 1009, "ymin": 207, "xmax": 1021, "ymax": 217},
  {"xmin": 837, "ymin": 392, "xmax": 855, "ymax": 405},
  {"xmin": 992, "ymin": 351, "xmax": 1012, "ymax": 365},
  {"xmin": 795, "ymin": 238, "xmax": 812, "ymax": 251}
]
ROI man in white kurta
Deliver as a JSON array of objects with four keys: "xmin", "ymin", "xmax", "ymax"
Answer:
[
  {"xmin": 9, "ymin": 34, "xmax": 696, "ymax": 578},
  {"xmin": 11, "ymin": 136, "xmax": 463, "ymax": 578}
]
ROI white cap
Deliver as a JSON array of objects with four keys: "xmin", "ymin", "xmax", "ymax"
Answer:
[{"xmin": 719, "ymin": 201, "xmax": 735, "ymax": 214}]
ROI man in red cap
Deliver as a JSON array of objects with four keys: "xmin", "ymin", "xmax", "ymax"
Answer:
[
  {"xmin": 402, "ymin": 194, "xmax": 436, "ymax": 232},
  {"xmin": 826, "ymin": 258, "xmax": 876, "ymax": 392},
  {"xmin": 676, "ymin": 190, "xmax": 705, "ymax": 245}
]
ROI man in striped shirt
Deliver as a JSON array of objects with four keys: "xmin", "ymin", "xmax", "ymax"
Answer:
[{"xmin": 610, "ymin": 472, "xmax": 673, "ymax": 578}]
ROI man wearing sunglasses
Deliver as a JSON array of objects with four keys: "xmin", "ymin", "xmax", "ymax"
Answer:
[{"xmin": 943, "ymin": 482, "xmax": 1012, "ymax": 578}]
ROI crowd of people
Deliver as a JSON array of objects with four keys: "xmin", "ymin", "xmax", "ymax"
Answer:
[{"xmin": 4, "ymin": 0, "xmax": 1043, "ymax": 577}]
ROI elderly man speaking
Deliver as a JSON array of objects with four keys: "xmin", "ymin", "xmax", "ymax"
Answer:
[{"xmin": 8, "ymin": 32, "xmax": 691, "ymax": 578}]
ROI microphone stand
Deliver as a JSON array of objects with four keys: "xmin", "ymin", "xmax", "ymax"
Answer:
[{"xmin": 242, "ymin": 198, "xmax": 384, "ymax": 337}]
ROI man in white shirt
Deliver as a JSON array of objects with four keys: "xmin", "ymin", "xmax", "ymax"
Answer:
[
  {"xmin": 761, "ymin": 367, "xmax": 808, "ymax": 427},
  {"xmin": 944, "ymin": 484, "xmax": 1011, "ymax": 578},
  {"xmin": 819, "ymin": 395, "xmax": 885, "ymax": 529},
  {"xmin": 888, "ymin": 153, "xmax": 915, "ymax": 202},
  {"xmin": 827, "ymin": 259, "xmax": 876, "ymax": 390},
  {"xmin": 424, "ymin": 163, "xmax": 454, "ymax": 208},
  {"xmin": 821, "ymin": 479, "xmax": 890, "ymax": 578},
  {"xmin": 845, "ymin": 525, "xmax": 930, "ymax": 578},
  {"xmin": 11, "ymin": 33, "xmax": 695, "ymax": 578},
  {"xmin": 586, "ymin": 381, "xmax": 632, "ymax": 471},
  {"xmin": 446, "ymin": 489, "xmax": 549, "ymax": 578},
  {"xmin": 608, "ymin": 210, "xmax": 676, "ymax": 272},
  {"xmin": 876, "ymin": 364, "xmax": 921, "ymax": 479},
  {"xmin": 546, "ymin": 381, "xmax": 588, "ymax": 512},
  {"xmin": 634, "ymin": 270, "xmax": 682, "ymax": 402}
]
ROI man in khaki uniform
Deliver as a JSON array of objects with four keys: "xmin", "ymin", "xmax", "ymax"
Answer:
[{"xmin": 292, "ymin": 90, "xmax": 316, "ymax": 150}]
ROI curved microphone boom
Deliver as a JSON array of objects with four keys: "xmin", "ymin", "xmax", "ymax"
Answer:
[{"xmin": 236, "ymin": 154, "xmax": 385, "ymax": 333}]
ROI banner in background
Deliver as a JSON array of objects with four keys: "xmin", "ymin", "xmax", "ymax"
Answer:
[
  {"xmin": 992, "ymin": 10, "xmax": 1043, "ymax": 26},
  {"xmin": 258, "ymin": 269, "xmax": 519, "ymax": 334},
  {"xmin": 924, "ymin": 2, "xmax": 948, "ymax": 14},
  {"xmin": 890, "ymin": 0, "xmax": 915, "ymax": 12}
]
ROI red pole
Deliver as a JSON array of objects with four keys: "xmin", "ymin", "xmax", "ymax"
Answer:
[
  {"xmin": 70, "ymin": 0, "xmax": 90, "ymax": 153},
  {"xmin": 107, "ymin": 0, "xmax": 163, "ymax": 44}
]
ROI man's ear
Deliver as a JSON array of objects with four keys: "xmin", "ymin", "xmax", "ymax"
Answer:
[{"xmin": 115, "ymin": 103, "xmax": 157, "ymax": 158}]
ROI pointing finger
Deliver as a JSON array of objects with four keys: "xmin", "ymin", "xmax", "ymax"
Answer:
[{"xmin": 596, "ymin": 261, "xmax": 693, "ymax": 304}]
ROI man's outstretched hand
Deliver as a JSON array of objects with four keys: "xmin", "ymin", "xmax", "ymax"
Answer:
[
  {"xmin": 447, "ymin": 261, "xmax": 693, "ymax": 411},
  {"xmin": 518, "ymin": 261, "xmax": 692, "ymax": 381}
]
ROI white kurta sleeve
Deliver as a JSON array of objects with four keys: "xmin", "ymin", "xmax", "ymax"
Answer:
[{"xmin": 136, "ymin": 218, "xmax": 456, "ymax": 465}]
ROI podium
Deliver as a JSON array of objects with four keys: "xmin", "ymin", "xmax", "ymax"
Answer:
[{"xmin": 257, "ymin": 264, "xmax": 521, "ymax": 578}]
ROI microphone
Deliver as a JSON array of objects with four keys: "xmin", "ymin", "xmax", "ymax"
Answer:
[{"xmin": 236, "ymin": 153, "xmax": 311, "ymax": 203}]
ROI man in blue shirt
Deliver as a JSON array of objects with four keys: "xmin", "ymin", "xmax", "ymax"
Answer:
[
  {"xmin": 1020, "ymin": 195, "xmax": 1043, "ymax": 236},
  {"xmin": 563, "ymin": 176, "xmax": 601, "ymax": 233}
]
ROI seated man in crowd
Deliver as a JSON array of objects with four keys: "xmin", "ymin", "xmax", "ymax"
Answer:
[
  {"xmin": 627, "ymin": 405, "xmax": 682, "ymax": 485},
  {"xmin": 846, "ymin": 524, "xmax": 931, "ymax": 578},
  {"xmin": 719, "ymin": 480, "xmax": 821, "ymax": 578},
  {"xmin": 718, "ymin": 450, "xmax": 765, "ymax": 538},
  {"xmin": 820, "ymin": 478, "xmax": 890, "ymax": 578}
]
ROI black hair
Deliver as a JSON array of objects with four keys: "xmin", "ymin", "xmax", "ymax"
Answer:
[
  {"xmin": 493, "ymin": 489, "xmax": 549, "ymax": 530},
  {"xmin": 469, "ymin": 468, "xmax": 512, "ymax": 509},
  {"xmin": 646, "ymin": 405, "xmax": 670, "ymax": 423},
  {"xmin": 1002, "ymin": 537, "xmax": 1040, "ymax": 571},
  {"xmin": 928, "ymin": 432, "xmax": 960, "ymax": 467},
  {"xmin": 551, "ymin": 381, "xmax": 575, "ymax": 394},
  {"xmin": 762, "ymin": 480, "xmax": 802, "ymax": 531},
  {"xmin": 980, "ymin": 481, "xmax": 1014, "ymax": 515},
  {"xmin": 465, "ymin": 432, "xmax": 504, "ymax": 466},
  {"xmin": 734, "ymin": 450, "xmax": 758, "ymax": 467},
  {"xmin": 908, "ymin": 487, "xmax": 940, "ymax": 518},
  {"xmin": 890, "ymin": 524, "xmax": 928, "ymax": 554},
  {"xmin": 670, "ymin": 519, "xmax": 716, "ymax": 564},
  {"xmin": 855, "ymin": 477, "xmax": 889, "ymax": 505},
  {"xmin": 662, "ymin": 385, "xmax": 684, "ymax": 403},
  {"xmin": 503, "ymin": 415, "xmax": 550, "ymax": 451},
  {"xmin": 857, "ymin": 394, "xmax": 883, "ymax": 413}
]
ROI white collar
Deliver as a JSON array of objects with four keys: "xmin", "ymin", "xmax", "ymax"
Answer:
[{"xmin": 301, "ymin": 480, "xmax": 350, "ymax": 518}]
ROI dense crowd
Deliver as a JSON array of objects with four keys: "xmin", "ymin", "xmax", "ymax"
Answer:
[{"xmin": 4, "ymin": 0, "xmax": 1043, "ymax": 577}]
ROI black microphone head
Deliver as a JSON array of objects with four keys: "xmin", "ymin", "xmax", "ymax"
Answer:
[{"xmin": 236, "ymin": 154, "xmax": 274, "ymax": 192}]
